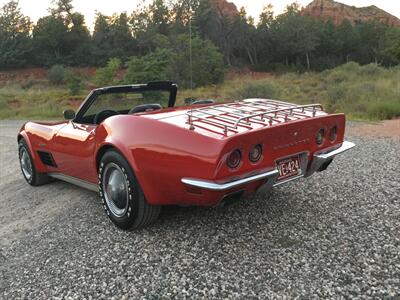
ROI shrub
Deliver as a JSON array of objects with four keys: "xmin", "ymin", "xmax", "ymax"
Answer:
[
  {"xmin": 228, "ymin": 81, "xmax": 281, "ymax": 101},
  {"xmin": 94, "ymin": 58, "xmax": 122, "ymax": 87},
  {"xmin": 20, "ymin": 80, "xmax": 35, "ymax": 90},
  {"xmin": 357, "ymin": 63, "xmax": 382, "ymax": 76},
  {"xmin": 337, "ymin": 61, "xmax": 360, "ymax": 72},
  {"xmin": 367, "ymin": 101, "xmax": 400, "ymax": 120},
  {"xmin": 124, "ymin": 35, "xmax": 225, "ymax": 89},
  {"xmin": 124, "ymin": 49, "xmax": 171, "ymax": 84},
  {"xmin": 66, "ymin": 73, "xmax": 83, "ymax": 96},
  {"xmin": 168, "ymin": 35, "xmax": 225, "ymax": 88},
  {"xmin": 48, "ymin": 65, "xmax": 66, "ymax": 85}
]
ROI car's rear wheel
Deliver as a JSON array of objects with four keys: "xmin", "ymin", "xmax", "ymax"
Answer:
[
  {"xmin": 18, "ymin": 139, "xmax": 50, "ymax": 186},
  {"xmin": 99, "ymin": 150, "xmax": 161, "ymax": 230}
]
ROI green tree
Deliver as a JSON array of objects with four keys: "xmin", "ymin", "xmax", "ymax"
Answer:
[
  {"xmin": 193, "ymin": 0, "xmax": 236, "ymax": 65},
  {"xmin": 131, "ymin": 0, "xmax": 170, "ymax": 54},
  {"xmin": 168, "ymin": 34, "xmax": 225, "ymax": 88},
  {"xmin": 273, "ymin": 4, "xmax": 320, "ymax": 70},
  {"xmin": 124, "ymin": 34, "xmax": 224, "ymax": 88},
  {"xmin": 32, "ymin": 0, "xmax": 91, "ymax": 66},
  {"xmin": 124, "ymin": 49, "xmax": 171, "ymax": 84},
  {"xmin": 336, "ymin": 19, "xmax": 359, "ymax": 63},
  {"xmin": 355, "ymin": 21, "xmax": 387, "ymax": 64},
  {"xmin": 0, "ymin": 1, "xmax": 32, "ymax": 69},
  {"xmin": 66, "ymin": 13, "xmax": 92, "ymax": 65},
  {"xmin": 256, "ymin": 4, "xmax": 275, "ymax": 67},
  {"xmin": 233, "ymin": 7, "xmax": 258, "ymax": 66},
  {"xmin": 93, "ymin": 13, "xmax": 137, "ymax": 65},
  {"xmin": 313, "ymin": 20, "xmax": 342, "ymax": 70},
  {"xmin": 94, "ymin": 58, "xmax": 122, "ymax": 87},
  {"xmin": 32, "ymin": 15, "xmax": 69, "ymax": 66}
]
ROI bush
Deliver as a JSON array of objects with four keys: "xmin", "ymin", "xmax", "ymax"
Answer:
[
  {"xmin": 367, "ymin": 101, "xmax": 400, "ymax": 120},
  {"xmin": 124, "ymin": 49, "xmax": 171, "ymax": 84},
  {"xmin": 169, "ymin": 35, "xmax": 225, "ymax": 88},
  {"xmin": 94, "ymin": 58, "xmax": 122, "ymax": 87},
  {"xmin": 66, "ymin": 73, "xmax": 83, "ymax": 96},
  {"xmin": 124, "ymin": 35, "xmax": 225, "ymax": 88},
  {"xmin": 228, "ymin": 81, "xmax": 281, "ymax": 100},
  {"xmin": 357, "ymin": 63, "xmax": 382, "ymax": 76},
  {"xmin": 48, "ymin": 65, "xmax": 66, "ymax": 85}
]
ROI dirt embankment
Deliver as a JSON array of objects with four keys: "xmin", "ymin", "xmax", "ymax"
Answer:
[{"xmin": 348, "ymin": 119, "xmax": 400, "ymax": 139}]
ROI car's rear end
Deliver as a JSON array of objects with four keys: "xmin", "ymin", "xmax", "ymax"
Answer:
[{"xmin": 175, "ymin": 99, "xmax": 355, "ymax": 206}]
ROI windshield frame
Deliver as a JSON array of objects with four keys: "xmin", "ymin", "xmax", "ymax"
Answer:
[{"xmin": 73, "ymin": 82, "xmax": 178, "ymax": 124}]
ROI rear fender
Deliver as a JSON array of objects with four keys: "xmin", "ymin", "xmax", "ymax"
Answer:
[{"xmin": 96, "ymin": 115, "xmax": 223, "ymax": 206}]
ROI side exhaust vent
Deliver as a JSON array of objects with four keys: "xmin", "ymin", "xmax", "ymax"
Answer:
[{"xmin": 37, "ymin": 151, "xmax": 57, "ymax": 168}]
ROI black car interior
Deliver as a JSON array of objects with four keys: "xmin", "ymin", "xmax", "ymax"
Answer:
[{"xmin": 72, "ymin": 82, "xmax": 215, "ymax": 125}]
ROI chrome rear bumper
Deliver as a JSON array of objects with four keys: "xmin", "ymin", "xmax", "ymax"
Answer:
[
  {"xmin": 181, "ymin": 169, "xmax": 280, "ymax": 191},
  {"xmin": 181, "ymin": 141, "xmax": 355, "ymax": 192},
  {"xmin": 306, "ymin": 141, "xmax": 355, "ymax": 176}
]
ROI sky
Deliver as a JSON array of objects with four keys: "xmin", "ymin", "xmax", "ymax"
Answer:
[{"xmin": 1, "ymin": 0, "xmax": 399, "ymax": 29}]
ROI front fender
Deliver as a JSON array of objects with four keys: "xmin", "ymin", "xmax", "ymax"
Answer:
[{"xmin": 18, "ymin": 123, "xmax": 48, "ymax": 173}]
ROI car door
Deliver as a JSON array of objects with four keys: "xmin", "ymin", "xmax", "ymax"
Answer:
[{"xmin": 51, "ymin": 121, "xmax": 98, "ymax": 183}]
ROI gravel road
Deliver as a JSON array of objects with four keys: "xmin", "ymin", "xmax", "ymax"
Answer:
[{"xmin": 0, "ymin": 120, "xmax": 399, "ymax": 299}]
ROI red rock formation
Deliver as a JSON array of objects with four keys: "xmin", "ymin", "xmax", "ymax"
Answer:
[
  {"xmin": 210, "ymin": 0, "xmax": 239, "ymax": 20},
  {"xmin": 301, "ymin": 0, "xmax": 400, "ymax": 27}
]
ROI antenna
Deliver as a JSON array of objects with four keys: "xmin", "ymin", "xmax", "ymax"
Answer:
[{"xmin": 189, "ymin": 0, "xmax": 193, "ymax": 90}]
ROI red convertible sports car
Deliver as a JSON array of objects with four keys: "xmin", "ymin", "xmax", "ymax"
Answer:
[{"xmin": 18, "ymin": 81, "xmax": 355, "ymax": 229}]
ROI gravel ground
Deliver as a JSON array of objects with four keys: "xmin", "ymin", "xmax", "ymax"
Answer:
[{"xmin": 0, "ymin": 120, "xmax": 399, "ymax": 299}]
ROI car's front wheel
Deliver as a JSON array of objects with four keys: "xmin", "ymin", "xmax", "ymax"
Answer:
[
  {"xmin": 99, "ymin": 150, "xmax": 161, "ymax": 230},
  {"xmin": 18, "ymin": 139, "xmax": 50, "ymax": 186}
]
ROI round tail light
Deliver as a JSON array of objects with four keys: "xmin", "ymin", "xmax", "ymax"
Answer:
[
  {"xmin": 316, "ymin": 128, "xmax": 325, "ymax": 145},
  {"xmin": 249, "ymin": 144, "xmax": 263, "ymax": 163},
  {"xmin": 227, "ymin": 150, "xmax": 241, "ymax": 169},
  {"xmin": 329, "ymin": 126, "xmax": 337, "ymax": 141}
]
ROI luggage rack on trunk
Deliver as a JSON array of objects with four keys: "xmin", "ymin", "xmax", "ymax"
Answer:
[{"xmin": 186, "ymin": 99, "xmax": 324, "ymax": 135}]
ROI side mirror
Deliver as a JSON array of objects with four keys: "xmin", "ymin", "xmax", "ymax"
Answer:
[{"xmin": 63, "ymin": 109, "xmax": 76, "ymax": 120}]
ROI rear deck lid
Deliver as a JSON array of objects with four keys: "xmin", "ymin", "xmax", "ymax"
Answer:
[{"xmin": 143, "ymin": 99, "xmax": 327, "ymax": 139}]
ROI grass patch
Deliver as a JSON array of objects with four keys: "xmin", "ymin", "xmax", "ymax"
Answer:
[{"xmin": 0, "ymin": 63, "xmax": 399, "ymax": 121}]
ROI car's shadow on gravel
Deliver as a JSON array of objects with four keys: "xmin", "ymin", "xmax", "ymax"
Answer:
[{"xmin": 146, "ymin": 188, "xmax": 304, "ymax": 245}]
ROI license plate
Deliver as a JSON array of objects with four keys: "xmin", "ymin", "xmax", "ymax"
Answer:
[{"xmin": 276, "ymin": 155, "xmax": 302, "ymax": 181}]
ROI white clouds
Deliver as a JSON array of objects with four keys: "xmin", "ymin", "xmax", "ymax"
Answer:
[{"xmin": 1, "ymin": 0, "xmax": 399, "ymax": 28}]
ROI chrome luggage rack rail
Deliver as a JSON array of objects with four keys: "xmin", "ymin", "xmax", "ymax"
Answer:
[{"xmin": 186, "ymin": 99, "xmax": 324, "ymax": 135}]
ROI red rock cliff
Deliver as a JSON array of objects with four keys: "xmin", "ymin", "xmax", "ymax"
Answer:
[{"xmin": 301, "ymin": 0, "xmax": 400, "ymax": 27}]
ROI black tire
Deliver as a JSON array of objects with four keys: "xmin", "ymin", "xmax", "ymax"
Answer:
[
  {"xmin": 99, "ymin": 150, "xmax": 161, "ymax": 230},
  {"xmin": 18, "ymin": 139, "xmax": 50, "ymax": 186}
]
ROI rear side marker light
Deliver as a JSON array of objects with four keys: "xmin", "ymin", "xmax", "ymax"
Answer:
[
  {"xmin": 329, "ymin": 126, "xmax": 338, "ymax": 141},
  {"xmin": 227, "ymin": 150, "xmax": 242, "ymax": 169},
  {"xmin": 249, "ymin": 144, "xmax": 263, "ymax": 163},
  {"xmin": 316, "ymin": 128, "xmax": 325, "ymax": 145}
]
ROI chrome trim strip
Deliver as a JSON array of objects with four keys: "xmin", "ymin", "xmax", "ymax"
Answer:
[
  {"xmin": 48, "ymin": 173, "xmax": 98, "ymax": 192},
  {"xmin": 182, "ymin": 169, "xmax": 280, "ymax": 191},
  {"xmin": 307, "ymin": 141, "xmax": 355, "ymax": 176}
]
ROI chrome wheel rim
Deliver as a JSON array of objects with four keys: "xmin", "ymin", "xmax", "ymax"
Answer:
[
  {"xmin": 102, "ymin": 163, "xmax": 129, "ymax": 218},
  {"xmin": 20, "ymin": 148, "xmax": 33, "ymax": 180}
]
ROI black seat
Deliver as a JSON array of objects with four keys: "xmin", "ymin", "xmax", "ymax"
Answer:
[{"xmin": 129, "ymin": 104, "xmax": 162, "ymax": 115}]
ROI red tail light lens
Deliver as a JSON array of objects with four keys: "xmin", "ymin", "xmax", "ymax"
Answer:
[
  {"xmin": 227, "ymin": 150, "xmax": 242, "ymax": 169},
  {"xmin": 329, "ymin": 126, "xmax": 337, "ymax": 141},
  {"xmin": 316, "ymin": 128, "xmax": 325, "ymax": 145},
  {"xmin": 249, "ymin": 144, "xmax": 263, "ymax": 163}
]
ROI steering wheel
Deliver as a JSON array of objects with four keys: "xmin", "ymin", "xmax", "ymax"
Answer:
[
  {"xmin": 129, "ymin": 104, "xmax": 162, "ymax": 115},
  {"xmin": 94, "ymin": 110, "xmax": 119, "ymax": 125}
]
